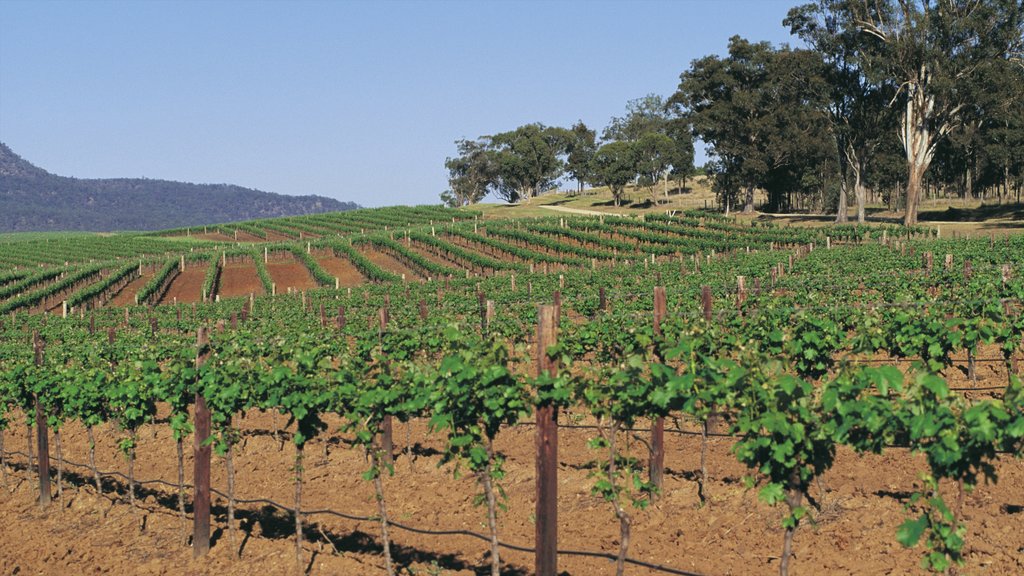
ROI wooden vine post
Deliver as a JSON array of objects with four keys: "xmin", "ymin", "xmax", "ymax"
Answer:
[
  {"xmin": 378, "ymin": 307, "xmax": 394, "ymax": 465},
  {"xmin": 700, "ymin": 285, "xmax": 713, "ymax": 502},
  {"xmin": 193, "ymin": 328, "xmax": 212, "ymax": 558},
  {"xmin": 34, "ymin": 331, "xmax": 51, "ymax": 507},
  {"xmin": 702, "ymin": 285, "xmax": 713, "ymax": 322},
  {"xmin": 484, "ymin": 300, "xmax": 495, "ymax": 334},
  {"xmin": 535, "ymin": 305, "xmax": 560, "ymax": 576},
  {"xmin": 650, "ymin": 287, "xmax": 666, "ymax": 496}
]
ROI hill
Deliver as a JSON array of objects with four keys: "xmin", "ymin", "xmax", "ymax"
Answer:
[{"xmin": 0, "ymin": 143, "xmax": 358, "ymax": 232}]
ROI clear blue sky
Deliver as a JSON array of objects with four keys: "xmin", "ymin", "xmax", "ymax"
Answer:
[{"xmin": 0, "ymin": 0, "xmax": 796, "ymax": 207}]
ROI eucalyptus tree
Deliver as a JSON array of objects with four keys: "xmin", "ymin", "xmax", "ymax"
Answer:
[
  {"xmin": 672, "ymin": 36, "xmax": 830, "ymax": 214},
  {"xmin": 565, "ymin": 121, "xmax": 598, "ymax": 195},
  {"xmin": 591, "ymin": 141, "xmax": 637, "ymax": 208},
  {"xmin": 602, "ymin": 94, "xmax": 672, "ymax": 142},
  {"xmin": 787, "ymin": 1, "xmax": 896, "ymax": 222},
  {"xmin": 488, "ymin": 123, "xmax": 571, "ymax": 203},
  {"xmin": 443, "ymin": 139, "xmax": 495, "ymax": 207},
  {"xmin": 633, "ymin": 132, "xmax": 677, "ymax": 204},
  {"xmin": 605, "ymin": 94, "xmax": 695, "ymax": 203},
  {"xmin": 833, "ymin": 0, "xmax": 1024, "ymax": 224}
]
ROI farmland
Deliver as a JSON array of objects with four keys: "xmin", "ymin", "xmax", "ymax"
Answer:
[{"xmin": 0, "ymin": 204, "xmax": 1022, "ymax": 576}]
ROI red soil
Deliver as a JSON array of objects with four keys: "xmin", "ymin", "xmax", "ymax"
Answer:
[
  {"xmin": 195, "ymin": 233, "xmax": 235, "ymax": 242},
  {"xmin": 158, "ymin": 266, "xmax": 206, "ymax": 305},
  {"xmin": 404, "ymin": 244, "xmax": 471, "ymax": 274},
  {"xmin": 266, "ymin": 260, "xmax": 318, "ymax": 293},
  {"xmin": 313, "ymin": 256, "xmax": 365, "ymax": 288},
  {"xmin": 263, "ymin": 230, "xmax": 296, "ymax": 242},
  {"xmin": 0, "ymin": 401, "xmax": 1021, "ymax": 576},
  {"xmin": 218, "ymin": 263, "xmax": 265, "ymax": 298},
  {"xmin": 359, "ymin": 247, "xmax": 423, "ymax": 281},
  {"xmin": 110, "ymin": 271, "xmax": 155, "ymax": 307},
  {"xmin": 233, "ymin": 231, "xmax": 266, "ymax": 243}
]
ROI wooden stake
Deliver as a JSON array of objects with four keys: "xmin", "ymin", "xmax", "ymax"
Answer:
[
  {"xmin": 535, "ymin": 305, "xmax": 560, "ymax": 576},
  {"xmin": 34, "ymin": 332, "xmax": 51, "ymax": 507},
  {"xmin": 193, "ymin": 328, "xmax": 212, "ymax": 558},
  {"xmin": 650, "ymin": 288, "xmax": 666, "ymax": 495},
  {"xmin": 379, "ymin": 308, "xmax": 393, "ymax": 465}
]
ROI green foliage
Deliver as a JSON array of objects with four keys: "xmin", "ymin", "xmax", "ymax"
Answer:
[{"xmin": 897, "ymin": 477, "xmax": 965, "ymax": 573}]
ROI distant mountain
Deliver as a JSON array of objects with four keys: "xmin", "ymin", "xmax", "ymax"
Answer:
[{"xmin": 0, "ymin": 143, "xmax": 359, "ymax": 232}]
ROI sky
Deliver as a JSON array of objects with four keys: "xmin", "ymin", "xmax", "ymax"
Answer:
[{"xmin": 0, "ymin": 0, "xmax": 797, "ymax": 207}]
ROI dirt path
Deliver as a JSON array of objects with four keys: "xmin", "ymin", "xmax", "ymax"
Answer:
[
  {"xmin": 158, "ymin": 266, "xmax": 205, "ymax": 304},
  {"xmin": 266, "ymin": 259, "xmax": 318, "ymax": 292},
  {"xmin": 405, "ymin": 244, "xmax": 470, "ymax": 274},
  {"xmin": 110, "ymin": 271, "xmax": 154, "ymax": 307},
  {"xmin": 314, "ymin": 255, "xmax": 365, "ymax": 287},
  {"xmin": 263, "ymin": 230, "xmax": 296, "ymax": 242},
  {"xmin": 195, "ymin": 232, "xmax": 235, "ymax": 242},
  {"xmin": 1, "ymin": 403, "xmax": 1022, "ymax": 576},
  {"xmin": 233, "ymin": 230, "xmax": 266, "ymax": 243},
  {"xmin": 218, "ymin": 262, "xmax": 264, "ymax": 298},
  {"xmin": 539, "ymin": 205, "xmax": 624, "ymax": 217},
  {"xmin": 359, "ymin": 247, "xmax": 423, "ymax": 281}
]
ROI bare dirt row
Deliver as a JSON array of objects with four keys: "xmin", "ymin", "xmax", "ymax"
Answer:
[{"xmin": 1, "ymin": 383, "xmax": 1021, "ymax": 576}]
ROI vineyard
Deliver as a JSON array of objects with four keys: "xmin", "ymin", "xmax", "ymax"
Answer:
[{"xmin": 0, "ymin": 205, "xmax": 1022, "ymax": 575}]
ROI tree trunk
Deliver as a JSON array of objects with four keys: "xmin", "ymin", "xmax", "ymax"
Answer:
[
  {"xmin": 88, "ymin": 427, "xmax": 101, "ymax": 494},
  {"xmin": 372, "ymin": 446, "xmax": 395, "ymax": 576},
  {"xmin": 1005, "ymin": 164, "xmax": 1011, "ymax": 206},
  {"xmin": 835, "ymin": 177, "xmax": 849, "ymax": 223},
  {"xmin": 905, "ymin": 162, "xmax": 927, "ymax": 225},
  {"xmin": 606, "ymin": 421, "xmax": 631, "ymax": 576},
  {"xmin": 55, "ymin": 430, "xmax": 63, "ymax": 509},
  {"xmin": 853, "ymin": 160, "xmax": 867, "ymax": 223},
  {"xmin": 966, "ymin": 165, "xmax": 973, "ymax": 204},
  {"xmin": 176, "ymin": 437, "xmax": 186, "ymax": 543},
  {"xmin": 226, "ymin": 429, "xmax": 237, "ymax": 557},
  {"xmin": 26, "ymin": 424, "xmax": 34, "ymax": 474},
  {"xmin": 743, "ymin": 186, "xmax": 755, "ymax": 213},
  {"xmin": 481, "ymin": 438, "xmax": 501, "ymax": 576},
  {"xmin": 780, "ymin": 481, "xmax": 805, "ymax": 576},
  {"xmin": 699, "ymin": 420, "xmax": 709, "ymax": 504},
  {"xmin": 900, "ymin": 77, "xmax": 938, "ymax": 226},
  {"xmin": 295, "ymin": 443, "xmax": 304, "ymax": 570},
  {"xmin": 0, "ymin": 429, "xmax": 8, "ymax": 490},
  {"xmin": 127, "ymin": 433, "xmax": 136, "ymax": 512}
]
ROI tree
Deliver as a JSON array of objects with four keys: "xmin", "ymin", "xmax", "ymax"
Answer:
[
  {"xmin": 488, "ymin": 124, "xmax": 571, "ymax": 203},
  {"xmin": 672, "ymin": 36, "xmax": 830, "ymax": 214},
  {"xmin": 442, "ymin": 139, "xmax": 495, "ymax": 207},
  {"xmin": 665, "ymin": 117, "xmax": 696, "ymax": 193},
  {"xmin": 566, "ymin": 121, "xmax": 598, "ymax": 194},
  {"xmin": 605, "ymin": 94, "xmax": 695, "ymax": 202},
  {"xmin": 840, "ymin": 0, "xmax": 1024, "ymax": 224},
  {"xmin": 603, "ymin": 94, "xmax": 671, "ymax": 142},
  {"xmin": 787, "ymin": 1, "xmax": 896, "ymax": 223},
  {"xmin": 633, "ymin": 132, "xmax": 676, "ymax": 204},
  {"xmin": 592, "ymin": 141, "xmax": 636, "ymax": 208}
]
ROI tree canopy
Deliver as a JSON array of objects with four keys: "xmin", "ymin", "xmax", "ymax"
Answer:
[{"xmin": 443, "ymin": 0, "xmax": 1024, "ymax": 223}]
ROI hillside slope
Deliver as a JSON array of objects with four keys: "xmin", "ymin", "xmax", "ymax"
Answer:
[{"xmin": 0, "ymin": 143, "xmax": 358, "ymax": 232}]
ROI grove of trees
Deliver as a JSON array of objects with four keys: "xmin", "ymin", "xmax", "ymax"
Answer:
[{"xmin": 443, "ymin": 0, "xmax": 1024, "ymax": 225}]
